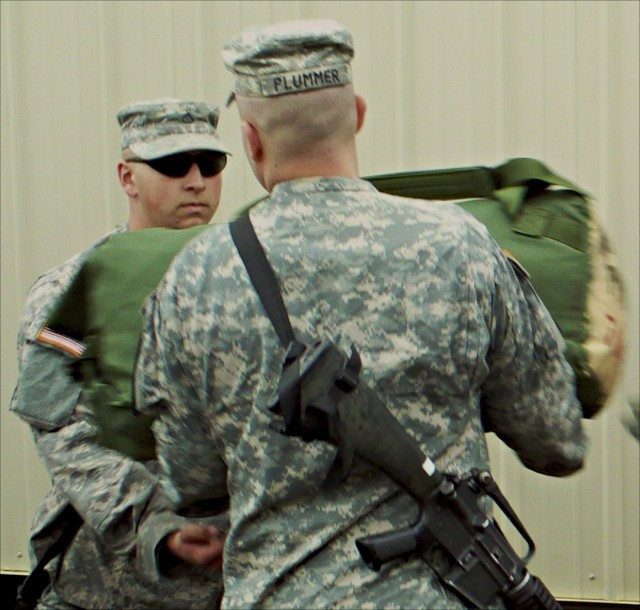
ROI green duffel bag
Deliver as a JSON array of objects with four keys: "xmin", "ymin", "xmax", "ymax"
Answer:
[
  {"xmin": 365, "ymin": 157, "xmax": 626, "ymax": 418},
  {"xmin": 38, "ymin": 224, "xmax": 210, "ymax": 460}
]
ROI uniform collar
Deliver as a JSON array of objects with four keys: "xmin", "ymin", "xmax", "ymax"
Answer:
[{"xmin": 271, "ymin": 176, "xmax": 377, "ymax": 198}]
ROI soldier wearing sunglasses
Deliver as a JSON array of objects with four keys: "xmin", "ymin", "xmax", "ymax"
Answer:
[
  {"xmin": 10, "ymin": 98, "xmax": 229, "ymax": 610},
  {"xmin": 118, "ymin": 100, "xmax": 229, "ymax": 231}
]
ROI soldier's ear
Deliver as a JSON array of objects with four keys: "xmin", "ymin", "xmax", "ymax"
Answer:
[
  {"xmin": 241, "ymin": 120, "xmax": 263, "ymax": 163},
  {"xmin": 118, "ymin": 160, "xmax": 138, "ymax": 197},
  {"xmin": 355, "ymin": 94, "xmax": 367, "ymax": 134}
]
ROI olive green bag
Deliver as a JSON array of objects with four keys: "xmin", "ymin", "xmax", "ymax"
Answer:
[
  {"xmin": 40, "ymin": 224, "xmax": 210, "ymax": 459},
  {"xmin": 365, "ymin": 157, "xmax": 626, "ymax": 418}
]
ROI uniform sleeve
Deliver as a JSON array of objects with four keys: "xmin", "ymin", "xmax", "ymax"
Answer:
[
  {"xmin": 135, "ymin": 288, "xmax": 228, "ymax": 511},
  {"xmin": 13, "ymin": 332, "xmax": 162, "ymax": 553},
  {"xmin": 10, "ymin": 262, "xmax": 174, "ymax": 556},
  {"xmin": 136, "ymin": 488, "xmax": 229, "ymax": 583},
  {"xmin": 476, "ymin": 236, "xmax": 587, "ymax": 476},
  {"xmin": 30, "ymin": 419, "xmax": 161, "ymax": 551}
]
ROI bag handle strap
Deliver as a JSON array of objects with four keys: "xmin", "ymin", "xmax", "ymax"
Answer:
[
  {"xmin": 492, "ymin": 157, "xmax": 589, "ymax": 216},
  {"xmin": 365, "ymin": 157, "xmax": 590, "ymax": 218},
  {"xmin": 364, "ymin": 167, "xmax": 496, "ymax": 201},
  {"xmin": 493, "ymin": 157, "xmax": 587, "ymax": 193}
]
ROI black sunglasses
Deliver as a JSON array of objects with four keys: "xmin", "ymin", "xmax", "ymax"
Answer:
[{"xmin": 127, "ymin": 151, "xmax": 227, "ymax": 178}]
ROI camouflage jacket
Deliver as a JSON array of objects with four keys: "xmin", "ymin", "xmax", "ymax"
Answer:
[
  {"xmin": 10, "ymin": 228, "xmax": 222, "ymax": 610},
  {"xmin": 136, "ymin": 177, "xmax": 587, "ymax": 609}
]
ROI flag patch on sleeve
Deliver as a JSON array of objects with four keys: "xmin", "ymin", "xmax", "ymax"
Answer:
[{"xmin": 36, "ymin": 325, "xmax": 86, "ymax": 358}]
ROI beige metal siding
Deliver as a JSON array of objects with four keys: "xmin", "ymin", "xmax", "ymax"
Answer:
[{"xmin": 1, "ymin": 1, "xmax": 638, "ymax": 603}]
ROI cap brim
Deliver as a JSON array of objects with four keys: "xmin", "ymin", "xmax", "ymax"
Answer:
[{"xmin": 129, "ymin": 133, "xmax": 231, "ymax": 160}]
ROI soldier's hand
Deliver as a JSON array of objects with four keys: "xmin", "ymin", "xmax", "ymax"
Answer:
[{"xmin": 165, "ymin": 523, "xmax": 225, "ymax": 570}]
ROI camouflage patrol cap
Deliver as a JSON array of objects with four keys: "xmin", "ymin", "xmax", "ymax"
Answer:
[
  {"xmin": 222, "ymin": 19, "xmax": 354, "ymax": 104},
  {"xmin": 117, "ymin": 98, "xmax": 230, "ymax": 160}
]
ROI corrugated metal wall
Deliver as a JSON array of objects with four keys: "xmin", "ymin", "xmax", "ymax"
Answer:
[{"xmin": 1, "ymin": 0, "xmax": 638, "ymax": 603}]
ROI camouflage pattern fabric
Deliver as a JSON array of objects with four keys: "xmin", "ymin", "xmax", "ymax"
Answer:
[
  {"xmin": 222, "ymin": 19, "xmax": 353, "ymax": 99},
  {"xmin": 10, "ymin": 228, "xmax": 222, "ymax": 610},
  {"xmin": 117, "ymin": 98, "xmax": 230, "ymax": 160},
  {"xmin": 135, "ymin": 177, "xmax": 587, "ymax": 609}
]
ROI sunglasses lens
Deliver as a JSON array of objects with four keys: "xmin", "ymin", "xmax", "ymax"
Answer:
[
  {"xmin": 197, "ymin": 153, "xmax": 227, "ymax": 177},
  {"xmin": 146, "ymin": 156, "xmax": 190, "ymax": 177},
  {"xmin": 146, "ymin": 153, "xmax": 226, "ymax": 178}
]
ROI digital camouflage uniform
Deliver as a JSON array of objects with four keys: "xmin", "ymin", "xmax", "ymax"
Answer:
[
  {"xmin": 10, "ymin": 228, "xmax": 224, "ymax": 610},
  {"xmin": 10, "ymin": 98, "xmax": 228, "ymax": 610},
  {"xmin": 136, "ymin": 178, "xmax": 587, "ymax": 609},
  {"xmin": 135, "ymin": 20, "xmax": 587, "ymax": 610}
]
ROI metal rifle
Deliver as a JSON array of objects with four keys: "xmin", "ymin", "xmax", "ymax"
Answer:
[{"xmin": 269, "ymin": 338, "xmax": 562, "ymax": 610}]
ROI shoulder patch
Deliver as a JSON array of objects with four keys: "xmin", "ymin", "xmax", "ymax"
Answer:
[{"xmin": 36, "ymin": 325, "xmax": 86, "ymax": 358}]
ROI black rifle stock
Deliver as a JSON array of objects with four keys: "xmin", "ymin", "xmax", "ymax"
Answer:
[{"xmin": 269, "ymin": 338, "xmax": 562, "ymax": 610}]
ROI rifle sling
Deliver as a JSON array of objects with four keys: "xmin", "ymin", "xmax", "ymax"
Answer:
[
  {"xmin": 15, "ymin": 504, "xmax": 82, "ymax": 609},
  {"xmin": 230, "ymin": 214, "xmax": 295, "ymax": 348}
]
